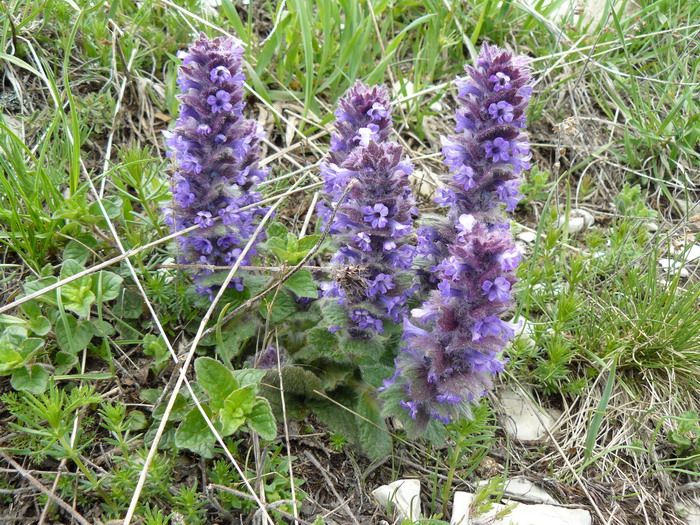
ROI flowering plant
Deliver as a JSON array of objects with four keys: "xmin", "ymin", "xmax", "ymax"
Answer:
[
  {"xmin": 382, "ymin": 44, "xmax": 533, "ymax": 431},
  {"xmin": 318, "ymin": 82, "xmax": 417, "ymax": 340},
  {"xmin": 165, "ymin": 34, "xmax": 269, "ymax": 298}
]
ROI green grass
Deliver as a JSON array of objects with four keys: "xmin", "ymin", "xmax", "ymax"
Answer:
[{"xmin": 0, "ymin": 0, "xmax": 699, "ymax": 523}]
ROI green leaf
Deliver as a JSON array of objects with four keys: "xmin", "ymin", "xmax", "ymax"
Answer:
[
  {"xmin": 0, "ymin": 341, "xmax": 23, "ymax": 375},
  {"xmin": 258, "ymin": 290, "xmax": 297, "ymax": 323},
  {"xmin": 60, "ymin": 260, "xmax": 95, "ymax": 317},
  {"xmin": 214, "ymin": 316, "xmax": 259, "ymax": 362},
  {"xmin": 247, "ymin": 398, "xmax": 277, "ymax": 440},
  {"xmin": 55, "ymin": 317, "xmax": 94, "ymax": 354},
  {"xmin": 308, "ymin": 395, "xmax": 359, "ymax": 444},
  {"xmin": 306, "ymin": 327, "xmax": 339, "ymax": 357},
  {"xmin": 194, "ymin": 357, "xmax": 239, "ymax": 411},
  {"xmin": 11, "ymin": 364, "xmax": 50, "ymax": 394},
  {"xmin": 297, "ymin": 234, "xmax": 320, "ymax": 252},
  {"xmin": 0, "ymin": 314, "xmax": 27, "ymax": 327},
  {"xmin": 54, "ymin": 351, "xmax": 79, "ymax": 375},
  {"xmin": 94, "ymin": 271, "xmax": 123, "ymax": 302},
  {"xmin": 126, "ymin": 410, "xmax": 148, "ymax": 431},
  {"xmin": 339, "ymin": 336, "xmax": 384, "ymax": 359},
  {"xmin": 358, "ymin": 362, "xmax": 394, "ymax": 388},
  {"xmin": 63, "ymin": 239, "xmax": 92, "ymax": 265},
  {"xmin": 0, "ymin": 327, "xmax": 43, "ymax": 375},
  {"xmin": 175, "ymin": 406, "xmax": 216, "ymax": 450},
  {"xmin": 112, "ymin": 289, "xmax": 143, "ymax": 319},
  {"xmin": 23, "ymin": 276, "xmax": 59, "ymax": 306},
  {"xmin": 220, "ymin": 386, "xmax": 257, "ymax": 435},
  {"xmin": 266, "ymin": 365, "xmax": 323, "ymax": 397},
  {"xmin": 28, "ymin": 315, "xmax": 51, "ymax": 336},
  {"xmin": 283, "ymin": 269, "xmax": 318, "ymax": 299},
  {"xmin": 152, "ymin": 393, "xmax": 190, "ymax": 422},
  {"xmin": 88, "ymin": 196, "xmax": 122, "ymax": 220},
  {"xmin": 266, "ymin": 221, "xmax": 288, "ymax": 239},
  {"xmin": 357, "ymin": 390, "xmax": 392, "ymax": 461},
  {"xmin": 231, "ymin": 368, "xmax": 266, "ymax": 389}
]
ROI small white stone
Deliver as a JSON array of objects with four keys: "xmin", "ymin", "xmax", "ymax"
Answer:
[
  {"xmin": 556, "ymin": 209, "xmax": 595, "ymax": 234},
  {"xmin": 393, "ymin": 80, "xmax": 415, "ymax": 101},
  {"xmin": 510, "ymin": 316, "xmax": 535, "ymax": 349},
  {"xmin": 429, "ymin": 100, "xmax": 443, "ymax": 112},
  {"xmin": 372, "ymin": 479, "xmax": 421, "ymax": 522},
  {"xmin": 517, "ymin": 231, "xmax": 537, "ymax": 244},
  {"xmin": 675, "ymin": 497, "xmax": 700, "ymax": 525},
  {"xmin": 477, "ymin": 477, "xmax": 558, "ymax": 505},
  {"xmin": 670, "ymin": 244, "xmax": 700, "ymax": 263},
  {"xmin": 659, "ymin": 258, "xmax": 690, "ymax": 278},
  {"xmin": 498, "ymin": 386, "xmax": 561, "ymax": 442},
  {"xmin": 451, "ymin": 491, "xmax": 592, "ymax": 525},
  {"xmin": 645, "ymin": 221, "xmax": 659, "ymax": 232}
]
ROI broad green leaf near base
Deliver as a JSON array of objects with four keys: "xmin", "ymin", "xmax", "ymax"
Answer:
[
  {"xmin": 11, "ymin": 364, "xmax": 50, "ymax": 394},
  {"xmin": 175, "ymin": 405, "xmax": 216, "ymax": 450},
  {"xmin": 195, "ymin": 357, "xmax": 239, "ymax": 411},
  {"xmin": 247, "ymin": 398, "xmax": 276, "ymax": 440}
]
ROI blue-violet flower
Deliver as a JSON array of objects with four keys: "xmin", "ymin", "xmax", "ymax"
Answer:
[
  {"xmin": 164, "ymin": 34, "xmax": 269, "ymax": 298},
  {"xmin": 389, "ymin": 44, "xmax": 533, "ymax": 427}
]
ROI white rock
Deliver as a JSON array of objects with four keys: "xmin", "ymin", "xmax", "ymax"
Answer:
[
  {"xmin": 476, "ymin": 477, "xmax": 558, "ymax": 505},
  {"xmin": 393, "ymin": 80, "xmax": 415, "ymax": 103},
  {"xmin": 2, "ymin": 114, "xmax": 23, "ymax": 141},
  {"xmin": 645, "ymin": 221, "xmax": 659, "ymax": 232},
  {"xmin": 670, "ymin": 244, "xmax": 700, "ymax": 263},
  {"xmin": 451, "ymin": 491, "xmax": 592, "ymax": 525},
  {"xmin": 498, "ymin": 386, "xmax": 561, "ymax": 442},
  {"xmin": 372, "ymin": 479, "xmax": 421, "ymax": 522},
  {"xmin": 676, "ymin": 498, "xmax": 700, "ymax": 525},
  {"xmin": 556, "ymin": 209, "xmax": 595, "ymax": 234},
  {"xmin": 517, "ymin": 231, "xmax": 537, "ymax": 244},
  {"xmin": 429, "ymin": 100, "xmax": 443, "ymax": 112},
  {"xmin": 510, "ymin": 316, "xmax": 535, "ymax": 349},
  {"xmin": 659, "ymin": 258, "xmax": 690, "ymax": 278},
  {"xmin": 522, "ymin": 0, "xmax": 639, "ymax": 31},
  {"xmin": 673, "ymin": 198, "xmax": 700, "ymax": 217}
]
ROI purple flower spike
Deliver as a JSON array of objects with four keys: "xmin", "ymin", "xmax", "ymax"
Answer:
[
  {"xmin": 320, "ymin": 139, "xmax": 417, "ymax": 336},
  {"xmin": 165, "ymin": 34, "xmax": 270, "ymax": 298},
  {"xmin": 317, "ymin": 81, "xmax": 394, "ymax": 229},
  {"xmin": 392, "ymin": 43, "xmax": 533, "ymax": 428}
]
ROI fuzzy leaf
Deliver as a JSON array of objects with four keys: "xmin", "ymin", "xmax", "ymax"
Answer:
[
  {"xmin": 306, "ymin": 326, "xmax": 339, "ymax": 357},
  {"xmin": 247, "ymin": 398, "xmax": 277, "ymax": 440},
  {"xmin": 357, "ymin": 390, "xmax": 392, "ymax": 461},
  {"xmin": 358, "ymin": 362, "xmax": 395, "ymax": 388},
  {"xmin": 339, "ymin": 336, "xmax": 384, "ymax": 358},
  {"xmin": 267, "ymin": 365, "xmax": 323, "ymax": 397},
  {"xmin": 231, "ymin": 368, "xmax": 266, "ymax": 389}
]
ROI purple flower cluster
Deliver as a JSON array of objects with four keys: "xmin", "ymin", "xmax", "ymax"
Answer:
[
  {"xmin": 319, "ymin": 95, "xmax": 417, "ymax": 337},
  {"xmin": 389, "ymin": 44, "xmax": 533, "ymax": 427},
  {"xmin": 165, "ymin": 34, "xmax": 268, "ymax": 297},
  {"xmin": 316, "ymin": 81, "xmax": 393, "ymax": 229}
]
